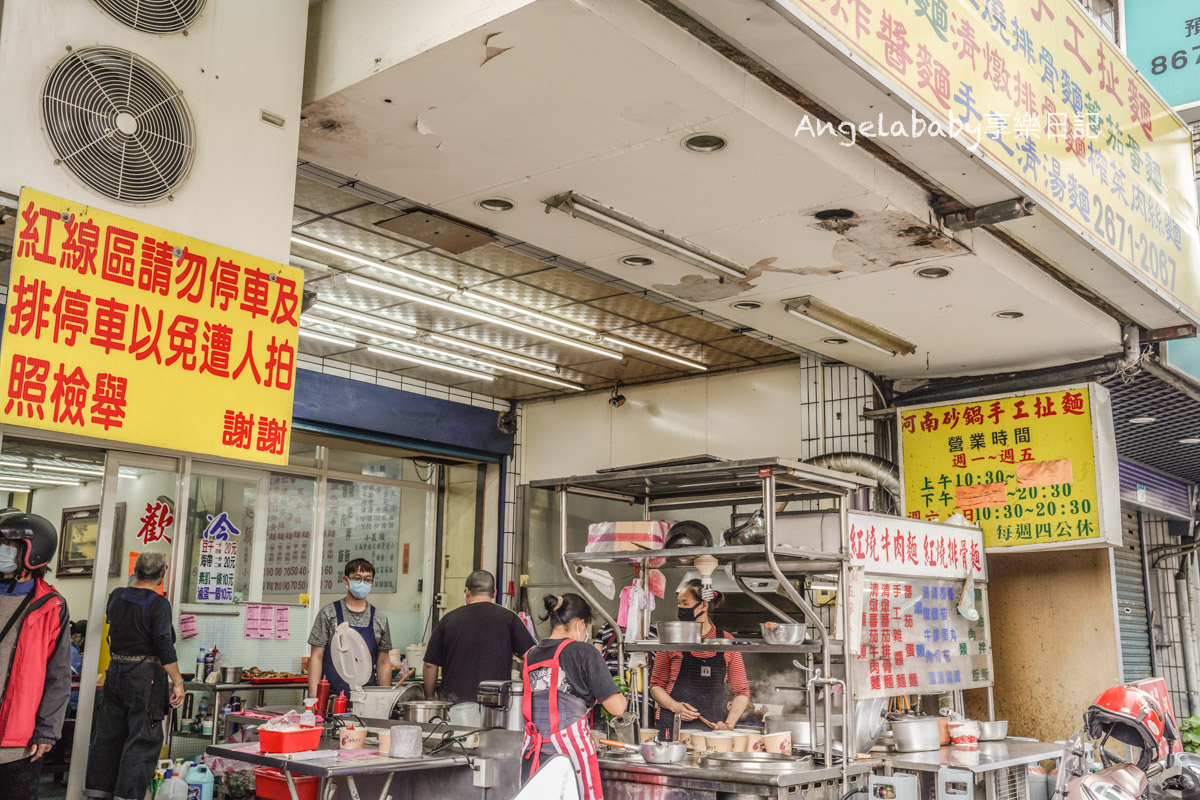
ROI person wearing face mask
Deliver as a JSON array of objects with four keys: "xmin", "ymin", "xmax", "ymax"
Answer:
[
  {"xmin": 521, "ymin": 593, "xmax": 626, "ymax": 800},
  {"xmin": 649, "ymin": 579, "xmax": 750, "ymax": 736},
  {"xmin": 307, "ymin": 558, "xmax": 393, "ymax": 702},
  {"xmin": 422, "ymin": 570, "xmax": 535, "ymax": 704},
  {"xmin": 0, "ymin": 512, "xmax": 71, "ymax": 800}
]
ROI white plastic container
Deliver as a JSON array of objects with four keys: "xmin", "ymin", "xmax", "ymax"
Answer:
[{"xmin": 389, "ymin": 724, "xmax": 422, "ymax": 759}]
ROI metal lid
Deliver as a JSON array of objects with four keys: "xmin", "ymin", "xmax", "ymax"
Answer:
[{"xmin": 330, "ymin": 622, "xmax": 373, "ymax": 690}]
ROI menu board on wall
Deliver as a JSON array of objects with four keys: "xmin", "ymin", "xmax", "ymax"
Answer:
[
  {"xmin": 321, "ymin": 478, "xmax": 401, "ymax": 593},
  {"xmin": 263, "ymin": 475, "xmax": 313, "ymax": 594},
  {"xmin": 850, "ymin": 576, "xmax": 993, "ymax": 700}
]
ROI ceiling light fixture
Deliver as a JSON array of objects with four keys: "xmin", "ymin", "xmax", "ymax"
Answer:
[
  {"xmin": 915, "ymin": 266, "xmax": 952, "ymax": 279},
  {"xmin": 428, "ymin": 334, "xmax": 555, "ymax": 371},
  {"xmin": 544, "ymin": 192, "xmax": 746, "ymax": 280},
  {"xmin": 299, "ymin": 328, "xmax": 359, "ymax": 348},
  {"xmin": 486, "ymin": 363, "xmax": 584, "ymax": 392},
  {"xmin": 621, "ymin": 256, "xmax": 654, "ymax": 267},
  {"xmin": 291, "ymin": 235, "xmax": 457, "ymax": 293},
  {"xmin": 731, "ymin": 301, "xmax": 762, "ymax": 310},
  {"xmin": 0, "ymin": 486, "xmax": 30, "ymax": 493},
  {"xmin": 994, "ymin": 310, "xmax": 1025, "ymax": 319},
  {"xmin": 1128, "ymin": 416, "xmax": 1157, "ymax": 425},
  {"xmin": 32, "ymin": 463, "xmax": 105, "ymax": 476},
  {"xmin": 0, "ymin": 474, "xmax": 81, "ymax": 486},
  {"xmin": 683, "ymin": 133, "xmax": 727, "ymax": 153},
  {"xmin": 365, "ymin": 346, "xmax": 495, "ymax": 381},
  {"xmin": 602, "ymin": 336, "xmax": 708, "ymax": 371},
  {"xmin": 311, "ymin": 302, "xmax": 418, "ymax": 335},
  {"xmin": 1180, "ymin": 437, "xmax": 1200, "ymax": 445},
  {"xmin": 783, "ymin": 296, "xmax": 916, "ymax": 357},
  {"xmin": 346, "ymin": 276, "xmax": 622, "ymax": 359},
  {"xmin": 476, "ymin": 198, "xmax": 515, "ymax": 212},
  {"xmin": 821, "ymin": 337, "xmax": 849, "ymax": 345},
  {"xmin": 458, "ymin": 290, "xmax": 598, "ymax": 337}
]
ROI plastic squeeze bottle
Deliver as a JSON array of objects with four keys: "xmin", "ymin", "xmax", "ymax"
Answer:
[{"xmin": 300, "ymin": 698, "xmax": 318, "ymax": 727}]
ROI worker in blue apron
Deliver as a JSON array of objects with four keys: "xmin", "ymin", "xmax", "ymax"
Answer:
[{"xmin": 306, "ymin": 558, "xmax": 394, "ymax": 702}]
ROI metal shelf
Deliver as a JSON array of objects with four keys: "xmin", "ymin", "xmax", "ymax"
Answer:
[
  {"xmin": 563, "ymin": 544, "xmax": 845, "ymax": 566},
  {"xmin": 623, "ymin": 639, "xmax": 843, "ymax": 655},
  {"xmin": 171, "ymin": 730, "xmax": 214, "ymax": 741}
]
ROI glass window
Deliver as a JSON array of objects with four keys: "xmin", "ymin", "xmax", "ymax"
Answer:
[
  {"xmin": 181, "ymin": 472, "xmax": 260, "ymax": 603},
  {"xmin": 262, "ymin": 473, "xmax": 317, "ymax": 597}
]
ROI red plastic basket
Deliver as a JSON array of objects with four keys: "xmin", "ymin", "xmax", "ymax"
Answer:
[
  {"xmin": 258, "ymin": 725, "xmax": 323, "ymax": 754},
  {"xmin": 253, "ymin": 767, "xmax": 319, "ymax": 800}
]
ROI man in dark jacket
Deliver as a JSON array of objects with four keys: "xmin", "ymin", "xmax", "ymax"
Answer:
[
  {"xmin": 0, "ymin": 512, "xmax": 72, "ymax": 799},
  {"xmin": 84, "ymin": 551, "xmax": 185, "ymax": 800}
]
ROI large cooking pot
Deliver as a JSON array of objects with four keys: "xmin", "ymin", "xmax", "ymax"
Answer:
[
  {"xmin": 396, "ymin": 700, "xmax": 452, "ymax": 723},
  {"xmin": 891, "ymin": 717, "xmax": 942, "ymax": 752},
  {"xmin": 477, "ymin": 680, "xmax": 525, "ymax": 732}
]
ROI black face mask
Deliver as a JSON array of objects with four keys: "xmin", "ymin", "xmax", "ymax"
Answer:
[{"xmin": 677, "ymin": 605, "xmax": 698, "ymax": 622}]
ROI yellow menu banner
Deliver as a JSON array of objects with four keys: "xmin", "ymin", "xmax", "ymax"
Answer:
[
  {"xmin": 1, "ymin": 188, "xmax": 302, "ymax": 465},
  {"xmin": 780, "ymin": 0, "xmax": 1200, "ymax": 319},
  {"xmin": 899, "ymin": 386, "xmax": 1109, "ymax": 548}
]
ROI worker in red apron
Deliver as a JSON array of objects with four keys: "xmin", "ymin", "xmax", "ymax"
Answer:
[
  {"xmin": 650, "ymin": 580, "xmax": 751, "ymax": 735},
  {"xmin": 522, "ymin": 593, "xmax": 627, "ymax": 800}
]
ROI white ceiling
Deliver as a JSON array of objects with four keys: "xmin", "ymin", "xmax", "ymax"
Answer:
[{"xmin": 298, "ymin": 0, "xmax": 1125, "ymax": 381}]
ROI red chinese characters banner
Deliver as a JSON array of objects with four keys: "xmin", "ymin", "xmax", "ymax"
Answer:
[
  {"xmin": 1, "ymin": 188, "xmax": 302, "ymax": 465},
  {"xmin": 848, "ymin": 512, "xmax": 987, "ymax": 580},
  {"xmin": 776, "ymin": 0, "xmax": 1200, "ymax": 321},
  {"xmin": 897, "ymin": 384, "xmax": 1121, "ymax": 550}
]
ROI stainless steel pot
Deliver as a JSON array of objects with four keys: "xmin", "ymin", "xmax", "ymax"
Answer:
[
  {"xmin": 657, "ymin": 621, "xmax": 702, "ymax": 644},
  {"xmin": 978, "ymin": 720, "xmax": 1008, "ymax": 741},
  {"xmin": 891, "ymin": 717, "xmax": 942, "ymax": 752},
  {"xmin": 396, "ymin": 700, "xmax": 452, "ymax": 723}
]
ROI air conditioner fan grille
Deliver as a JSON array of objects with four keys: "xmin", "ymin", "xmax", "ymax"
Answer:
[{"xmin": 90, "ymin": 0, "xmax": 206, "ymax": 34}]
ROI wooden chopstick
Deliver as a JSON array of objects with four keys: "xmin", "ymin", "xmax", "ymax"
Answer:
[{"xmin": 698, "ymin": 716, "xmax": 717, "ymax": 729}]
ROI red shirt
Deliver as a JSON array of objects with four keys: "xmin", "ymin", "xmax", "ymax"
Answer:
[{"xmin": 649, "ymin": 625, "xmax": 750, "ymax": 697}]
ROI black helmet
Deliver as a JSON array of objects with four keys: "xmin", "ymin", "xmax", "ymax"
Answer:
[{"xmin": 0, "ymin": 512, "xmax": 58, "ymax": 572}]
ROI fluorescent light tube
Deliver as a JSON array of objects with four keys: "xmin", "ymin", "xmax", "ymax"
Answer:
[
  {"xmin": 347, "ymin": 276, "xmax": 622, "ymax": 360},
  {"xmin": 546, "ymin": 192, "xmax": 746, "ymax": 279},
  {"xmin": 366, "ymin": 347, "xmax": 495, "ymax": 381},
  {"xmin": 785, "ymin": 306, "xmax": 895, "ymax": 356},
  {"xmin": 32, "ymin": 464, "xmax": 105, "ymax": 476},
  {"xmin": 291, "ymin": 235, "xmax": 457, "ymax": 293},
  {"xmin": 486, "ymin": 363, "xmax": 584, "ymax": 391},
  {"xmin": 458, "ymin": 290, "xmax": 598, "ymax": 337},
  {"xmin": 0, "ymin": 486, "xmax": 30, "ymax": 493},
  {"xmin": 299, "ymin": 328, "xmax": 359, "ymax": 348},
  {"xmin": 428, "ymin": 334, "xmax": 555, "ymax": 371},
  {"xmin": 603, "ymin": 336, "xmax": 708, "ymax": 371},
  {"xmin": 0, "ymin": 475, "xmax": 80, "ymax": 485},
  {"xmin": 311, "ymin": 302, "xmax": 418, "ymax": 335}
]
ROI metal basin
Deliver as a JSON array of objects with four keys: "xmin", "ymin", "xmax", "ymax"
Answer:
[
  {"xmin": 697, "ymin": 752, "xmax": 813, "ymax": 773},
  {"xmin": 657, "ymin": 622, "xmax": 702, "ymax": 644},
  {"xmin": 760, "ymin": 623, "xmax": 807, "ymax": 645},
  {"xmin": 978, "ymin": 720, "xmax": 1008, "ymax": 741},
  {"xmin": 891, "ymin": 717, "xmax": 942, "ymax": 752},
  {"xmin": 639, "ymin": 740, "xmax": 688, "ymax": 764}
]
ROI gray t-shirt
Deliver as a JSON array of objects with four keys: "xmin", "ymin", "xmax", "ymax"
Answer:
[{"xmin": 307, "ymin": 599, "xmax": 392, "ymax": 653}]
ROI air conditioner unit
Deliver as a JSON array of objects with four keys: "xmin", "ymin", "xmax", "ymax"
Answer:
[{"xmin": 0, "ymin": 0, "xmax": 307, "ymax": 263}]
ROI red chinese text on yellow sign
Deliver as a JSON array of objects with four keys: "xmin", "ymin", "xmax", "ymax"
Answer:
[
  {"xmin": 1, "ymin": 188, "xmax": 302, "ymax": 465},
  {"xmin": 779, "ymin": 0, "xmax": 1200, "ymax": 320},
  {"xmin": 898, "ymin": 387, "xmax": 1101, "ymax": 548}
]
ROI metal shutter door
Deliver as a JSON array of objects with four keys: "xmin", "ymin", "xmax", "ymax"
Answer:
[{"xmin": 1117, "ymin": 507, "xmax": 1153, "ymax": 682}]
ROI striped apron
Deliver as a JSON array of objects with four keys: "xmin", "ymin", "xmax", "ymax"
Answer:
[{"xmin": 522, "ymin": 640, "xmax": 605, "ymax": 800}]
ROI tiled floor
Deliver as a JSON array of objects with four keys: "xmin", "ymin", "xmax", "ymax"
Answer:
[{"xmin": 38, "ymin": 775, "xmax": 69, "ymax": 799}]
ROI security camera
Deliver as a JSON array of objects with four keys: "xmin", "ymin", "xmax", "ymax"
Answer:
[{"xmin": 608, "ymin": 385, "xmax": 626, "ymax": 408}]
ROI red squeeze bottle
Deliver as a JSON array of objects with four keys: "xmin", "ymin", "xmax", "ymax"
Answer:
[
  {"xmin": 333, "ymin": 691, "xmax": 347, "ymax": 715},
  {"xmin": 316, "ymin": 678, "xmax": 331, "ymax": 717}
]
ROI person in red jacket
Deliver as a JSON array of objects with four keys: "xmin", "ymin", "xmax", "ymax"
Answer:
[{"xmin": 0, "ymin": 512, "xmax": 72, "ymax": 799}]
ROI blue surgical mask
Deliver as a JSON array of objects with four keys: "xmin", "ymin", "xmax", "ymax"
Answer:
[
  {"xmin": 348, "ymin": 580, "xmax": 372, "ymax": 600},
  {"xmin": 0, "ymin": 544, "xmax": 18, "ymax": 575}
]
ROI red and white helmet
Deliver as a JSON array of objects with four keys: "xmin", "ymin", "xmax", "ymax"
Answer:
[{"xmin": 1085, "ymin": 685, "xmax": 1167, "ymax": 770}]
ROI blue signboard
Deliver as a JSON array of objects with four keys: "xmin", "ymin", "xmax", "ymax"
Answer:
[{"xmin": 1124, "ymin": 0, "xmax": 1200, "ymax": 116}]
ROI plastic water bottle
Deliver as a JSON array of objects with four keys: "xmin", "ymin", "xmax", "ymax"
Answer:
[
  {"xmin": 158, "ymin": 774, "xmax": 189, "ymax": 800},
  {"xmin": 185, "ymin": 763, "xmax": 214, "ymax": 800},
  {"xmin": 197, "ymin": 694, "xmax": 209, "ymax": 720},
  {"xmin": 195, "ymin": 649, "xmax": 206, "ymax": 682}
]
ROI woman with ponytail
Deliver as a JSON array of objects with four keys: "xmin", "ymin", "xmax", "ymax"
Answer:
[{"xmin": 521, "ymin": 593, "xmax": 626, "ymax": 799}]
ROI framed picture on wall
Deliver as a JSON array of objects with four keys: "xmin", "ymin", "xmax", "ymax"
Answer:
[{"xmin": 56, "ymin": 503, "xmax": 126, "ymax": 578}]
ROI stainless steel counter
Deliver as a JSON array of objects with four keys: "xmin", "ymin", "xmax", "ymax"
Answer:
[
  {"xmin": 205, "ymin": 740, "xmax": 469, "ymax": 779},
  {"xmin": 884, "ymin": 740, "xmax": 1063, "ymax": 773},
  {"xmin": 599, "ymin": 753, "xmax": 873, "ymax": 800}
]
